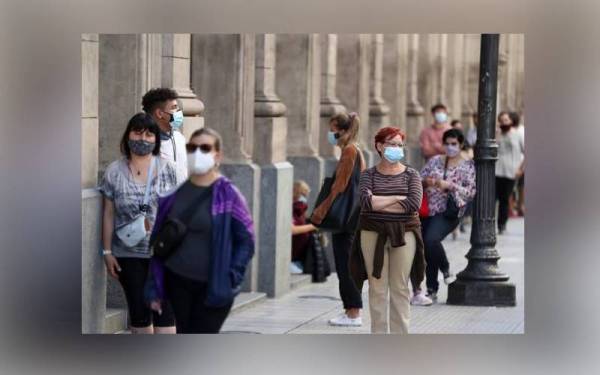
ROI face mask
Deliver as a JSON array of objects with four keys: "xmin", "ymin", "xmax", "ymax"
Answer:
[
  {"xmin": 166, "ymin": 109, "xmax": 184, "ymax": 130},
  {"xmin": 128, "ymin": 139, "xmax": 155, "ymax": 156},
  {"xmin": 187, "ymin": 149, "xmax": 215, "ymax": 175},
  {"xmin": 445, "ymin": 144, "xmax": 461, "ymax": 157},
  {"xmin": 434, "ymin": 112, "xmax": 448, "ymax": 124},
  {"xmin": 500, "ymin": 124, "xmax": 512, "ymax": 132},
  {"xmin": 383, "ymin": 146, "xmax": 404, "ymax": 163},
  {"xmin": 297, "ymin": 195, "xmax": 308, "ymax": 204},
  {"xmin": 327, "ymin": 131, "xmax": 339, "ymax": 146}
]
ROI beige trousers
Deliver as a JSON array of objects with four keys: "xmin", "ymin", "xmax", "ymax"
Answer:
[{"xmin": 360, "ymin": 230, "xmax": 416, "ymax": 334}]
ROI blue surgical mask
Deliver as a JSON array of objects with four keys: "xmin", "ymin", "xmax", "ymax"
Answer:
[
  {"xmin": 169, "ymin": 110, "xmax": 184, "ymax": 130},
  {"xmin": 434, "ymin": 112, "xmax": 448, "ymax": 124},
  {"xmin": 327, "ymin": 131, "xmax": 339, "ymax": 146},
  {"xmin": 383, "ymin": 146, "xmax": 404, "ymax": 163}
]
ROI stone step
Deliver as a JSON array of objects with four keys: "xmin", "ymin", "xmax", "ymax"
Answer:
[
  {"xmin": 290, "ymin": 274, "xmax": 312, "ymax": 291},
  {"xmin": 114, "ymin": 292, "xmax": 267, "ymax": 333},
  {"xmin": 231, "ymin": 292, "xmax": 267, "ymax": 313},
  {"xmin": 104, "ymin": 308, "xmax": 128, "ymax": 334}
]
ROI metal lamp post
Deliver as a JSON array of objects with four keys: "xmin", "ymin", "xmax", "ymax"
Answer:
[{"xmin": 447, "ymin": 34, "xmax": 516, "ymax": 306}]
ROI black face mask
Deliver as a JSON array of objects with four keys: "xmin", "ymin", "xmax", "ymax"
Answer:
[{"xmin": 500, "ymin": 124, "xmax": 512, "ymax": 132}]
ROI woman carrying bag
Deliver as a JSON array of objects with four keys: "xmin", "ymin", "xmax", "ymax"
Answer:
[
  {"xmin": 419, "ymin": 128, "xmax": 476, "ymax": 302},
  {"xmin": 310, "ymin": 112, "xmax": 366, "ymax": 327},
  {"xmin": 145, "ymin": 127, "xmax": 255, "ymax": 334},
  {"xmin": 99, "ymin": 113, "xmax": 178, "ymax": 334}
]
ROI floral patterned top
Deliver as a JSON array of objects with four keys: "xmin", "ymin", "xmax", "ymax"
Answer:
[{"xmin": 420, "ymin": 155, "xmax": 476, "ymax": 217}]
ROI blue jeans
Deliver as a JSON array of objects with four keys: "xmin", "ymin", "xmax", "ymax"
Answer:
[{"xmin": 422, "ymin": 214, "xmax": 460, "ymax": 293}]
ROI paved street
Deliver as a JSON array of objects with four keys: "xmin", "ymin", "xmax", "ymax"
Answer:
[{"xmin": 222, "ymin": 217, "xmax": 524, "ymax": 334}]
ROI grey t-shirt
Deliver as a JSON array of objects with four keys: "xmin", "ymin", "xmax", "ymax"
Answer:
[
  {"xmin": 98, "ymin": 157, "xmax": 178, "ymax": 258},
  {"xmin": 165, "ymin": 181, "xmax": 213, "ymax": 282}
]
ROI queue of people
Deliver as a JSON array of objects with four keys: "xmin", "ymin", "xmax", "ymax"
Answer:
[{"xmin": 97, "ymin": 88, "xmax": 521, "ymax": 335}]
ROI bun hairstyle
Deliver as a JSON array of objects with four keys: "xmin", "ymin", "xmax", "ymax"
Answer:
[{"xmin": 330, "ymin": 111, "xmax": 360, "ymax": 146}]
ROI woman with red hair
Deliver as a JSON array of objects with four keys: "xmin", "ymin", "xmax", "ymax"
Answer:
[{"xmin": 350, "ymin": 126, "xmax": 426, "ymax": 334}]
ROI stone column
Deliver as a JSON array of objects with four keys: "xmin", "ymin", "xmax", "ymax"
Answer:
[
  {"xmin": 276, "ymin": 34, "xmax": 324, "ymax": 210},
  {"xmin": 382, "ymin": 34, "xmax": 408, "ymax": 131},
  {"xmin": 405, "ymin": 34, "xmax": 425, "ymax": 167},
  {"xmin": 254, "ymin": 34, "xmax": 293, "ymax": 297},
  {"xmin": 515, "ymin": 34, "xmax": 525, "ymax": 114},
  {"xmin": 368, "ymin": 34, "xmax": 391, "ymax": 151},
  {"xmin": 503, "ymin": 34, "xmax": 519, "ymax": 112},
  {"xmin": 446, "ymin": 34, "xmax": 464, "ymax": 121},
  {"xmin": 162, "ymin": 34, "xmax": 205, "ymax": 139},
  {"xmin": 461, "ymin": 34, "xmax": 475, "ymax": 128},
  {"xmin": 497, "ymin": 34, "xmax": 509, "ymax": 112},
  {"xmin": 337, "ymin": 34, "xmax": 374, "ymax": 167},
  {"xmin": 319, "ymin": 34, "xmax": 347, "ymax": 178},
  {"xmin": 464, "ymin": 34, "xmax": 482, "ymax": 130},
  {"xmin": 191, "ymin": 34, "xmax": 260, "ymax": 293},
  {"xmin": 81, "ymin": 34, "xmax": 105, "ymax": 334},
  {"xmin": 98, "ymin": 34, "xmax": 163, "ymax": 176},
  {"xmin": 436, "ymin": 34, "xmax": 449, "ymax": 108}
]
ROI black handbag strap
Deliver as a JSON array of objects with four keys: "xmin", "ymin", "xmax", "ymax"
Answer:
[{"xmin": 443, "ymin": 156, "xmax": 449, "ymax": 180}]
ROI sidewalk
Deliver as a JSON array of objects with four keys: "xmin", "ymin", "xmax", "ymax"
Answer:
[{"xmin": 221, "ymin": 217, "xmax": 524, "ymax": 334}]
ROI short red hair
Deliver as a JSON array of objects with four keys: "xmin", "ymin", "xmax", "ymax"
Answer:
[{"xmin": 374, "ymin": 127, "xmax": 405, "ymax": 154}]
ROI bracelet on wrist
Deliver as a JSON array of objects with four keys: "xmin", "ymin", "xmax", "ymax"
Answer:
[{"xmin": 102, "ymin": 249, "xmax": 112, "ymax": 256}]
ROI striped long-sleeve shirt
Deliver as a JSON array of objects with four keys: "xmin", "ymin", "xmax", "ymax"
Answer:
[{"xmin": 359, "ymin": 166, "xmax": 423, "ymax": 222}]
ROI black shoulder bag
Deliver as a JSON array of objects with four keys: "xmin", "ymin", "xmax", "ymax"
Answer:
[
  {"xmin": 151, "ymin": 187, "xmax": 212, "ymax": 259},
  {"xmin": 311, "ymin": 146, "xmax": 363, "ymax": 232},
  {"xmin": 443, "ymin": 156, "xmax": 460, "ymax": 219}
]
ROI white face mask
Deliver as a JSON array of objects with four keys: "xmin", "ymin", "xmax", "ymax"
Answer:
[{"xmin": 187, "ymin": 149, "xmax": 215, "ymax": 175}]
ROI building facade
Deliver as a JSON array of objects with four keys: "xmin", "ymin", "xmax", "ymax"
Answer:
[{"xmin": 81, "ymin": 33, "xmax": 525, "ymax": 333}]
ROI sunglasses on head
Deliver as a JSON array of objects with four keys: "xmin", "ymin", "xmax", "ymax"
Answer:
[{"xmin": 186, "ymin": 143, "xmax": 214, "ymax": 153}]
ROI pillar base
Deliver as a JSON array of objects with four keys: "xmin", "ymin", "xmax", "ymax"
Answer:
[
  {"xmin": 82, "ymin": 189, "xmax": 107, "ymax": 334},
  {"xmin": 220, "ymin": 161, "xmax": 261, "ymax": 293},
  {"xmin": 447, "ymin": 280, "xmax": 516, "ymax": 307},
  {"xmin": 258, "ymin": 162, "xmax": 293, "ymax": 298}
]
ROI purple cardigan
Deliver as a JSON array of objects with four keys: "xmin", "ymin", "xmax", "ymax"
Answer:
[{"xmin": 146, "ymin": 176, "xmax": 255, "ymax": 308}]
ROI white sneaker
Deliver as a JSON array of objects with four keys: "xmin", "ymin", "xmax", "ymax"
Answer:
[
  {"xmin": 328, "ymin": 313, "xmax": 362, "ymax": 327},
  {"xmin": 410, "ymin": 292, "xmax": 433, "ymax": 306}
]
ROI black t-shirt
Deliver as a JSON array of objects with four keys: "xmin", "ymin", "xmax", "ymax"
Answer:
[{"xmin": 165, "ymin": 180, "xmax": 213, "ymax": 282}]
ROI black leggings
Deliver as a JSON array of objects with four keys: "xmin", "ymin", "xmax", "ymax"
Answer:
[
  {"xmin": 331, "ymin": 232, "xmax": 363, "ymax": 310},
  {"xmin": 165, "ymin": 268, "xmax": 233, "ymax": 334},
  {"xmin": 496, "ymin": 177, "xmax": 516, "ymax": 230},
  {"xmin": 116, "ymin": 257, "xmax": 175, "ymax": 328}
]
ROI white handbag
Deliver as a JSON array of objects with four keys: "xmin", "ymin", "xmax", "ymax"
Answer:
[{"xmin": 115, "ymin": 158, "xmax": 156, "ymax": 247}]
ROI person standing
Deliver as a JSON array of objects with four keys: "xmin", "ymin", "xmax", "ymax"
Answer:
[
  {"xmin": 99, "ymin": 113, "xmax": 178, "ymax": 334},
  {"xmin": 351, "ymin": 126, "xmax": 425, "ymax": 333},
  {"xmin": 419, "ymin": 104, "xmax": 453, "ymax": 160},
  {"xmin": 510, "ymin": 111, "xmax": 525, "ymax": 216},
  {"xmin": 147, "ymin": 128, "xmax": 255, "ymax": 334},
  {"xmin": 496, "ymin": 111, "xmax": 525, "ymax": 234},
  {"xmin": 142, "ymin": 88, "xmax": 188, "ymax": 184},
  {"xmin": 311, "ymin": 112, "xmax": 365, "ymax": 327},
  {"xmin": 419, "ymin": 128, "xmax": 476, "ymax": 301}
]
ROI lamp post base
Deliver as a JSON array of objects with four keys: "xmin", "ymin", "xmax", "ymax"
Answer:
[{"xmin": 447, "ymin": 280, "xmax": 516, "ymax": 306}]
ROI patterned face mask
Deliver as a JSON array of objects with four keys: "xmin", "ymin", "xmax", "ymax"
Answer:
[{"xmin": 128, "ymin": 139, "xmax": 155, "ymax": 156}]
